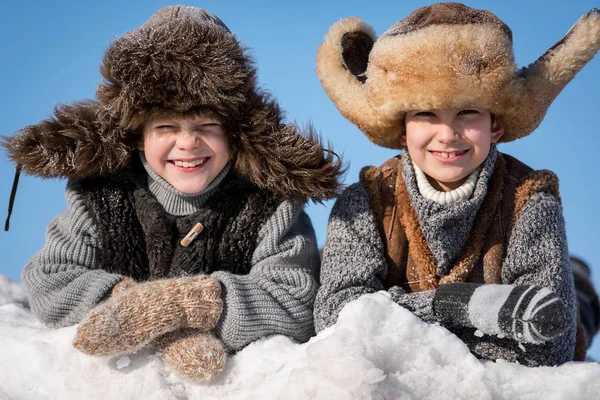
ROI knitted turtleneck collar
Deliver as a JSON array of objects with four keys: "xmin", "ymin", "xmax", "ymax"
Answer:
[
  {"xmin": 139, "ymin": 152, "xmax": 231, "ymax": 216},
  {"xmin": 413, "ymin": 162, "xmax": 480, "ymax": 205},
  {"xmin": 401, "ymin": 144, "xmax": 498, "ymax": 210},
  {"xmin": 400, "ymin": 145, "xmax": 498, "ymax": 276}
]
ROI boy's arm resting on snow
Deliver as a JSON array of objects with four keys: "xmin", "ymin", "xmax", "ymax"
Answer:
[
  {"xmin": 21, "ymin": 182, "xmax": 124, "ymax": 328},
  {"xmin": 393, "ymin": 191, "xmax": 576, "ymax": 366},
  {"xmin": 465, "ymin": 190, "xmax": 577, "ymax": 366},
  {"xmin": 315, "ymin": 183, "xmax": 575, "ymax": 366},
  {"xmin": 211, "ymin": 199, "xmax": 320, "ymax": 352},
  {"xmin": 314, "ymin": 183, "xmax": 438, "ymax": 333}
]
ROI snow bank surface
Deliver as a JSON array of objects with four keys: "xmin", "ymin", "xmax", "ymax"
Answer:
[
  {"xmin": 0, "ymin": 274, "xmax": 28, "ymax": 307},
  {"xmin": 1, "ymin": 276, "xmax": 599, "ymax": 400}
]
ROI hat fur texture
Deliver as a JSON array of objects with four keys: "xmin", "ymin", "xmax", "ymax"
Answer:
[
  {"xmin": 316, "ymin": 2, "xmax": 600, "ymax": 149},
  {"xmin": 3, "ymin": 6, "xmax": 343, "ymax": 202}
]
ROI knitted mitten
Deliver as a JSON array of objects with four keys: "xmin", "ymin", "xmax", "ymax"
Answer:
[
  {"xmin": 112, "ymin": 276, "xmax": 137, "ymax": 295},
  {"xmin": 154, "ymin": 329, "xmax": 226, "ymax": 381},
  {"xmin": 112, "ymin": 278, "xmax": 226, "ymax": 380},
  {"xmin": 433, "ymin": 283, "xmax": 570, "ymax": 343},
  {"xmin": 389, "ymin": 286, "xmax": 436, "ymax": 322},
  {"xmin": 73, "ymin": 276, "xmax": 223, "ymax": 356}
]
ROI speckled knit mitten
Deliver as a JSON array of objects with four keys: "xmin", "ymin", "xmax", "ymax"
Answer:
[
  {"xmin": 73, "ymin": 276, "xmax": 223, "ymax": 356},
  {"xmin": 434, "ymin": 283, "xmax": 570, "ymax": 343},
  {"xmin": 112, "ymin": 278, "xmax": 226, "ymax": 380},
  {"xmin": 112, "ymin": 276, "xmax": 137, "ymax": 294},
  {"xmin": 154, "ymin": 329, "xmax": 226, "ymax": 381}
]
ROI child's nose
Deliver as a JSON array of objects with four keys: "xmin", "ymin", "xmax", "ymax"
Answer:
[
  {"xmin": 436, "ymin": 123, "xmax": 459, "ymax": 143},
  {"xmin": 176, "ymin": 131, "xmax": 201, "ymax": 149}
]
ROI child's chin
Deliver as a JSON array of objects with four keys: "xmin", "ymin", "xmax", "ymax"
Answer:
[
  {"xmin": 430, "ymin": 172, "xmax": 466, "ymax": 183},
  {"xmin": 174, "ymin": 183, "xmax": 209, "ymax": 194}
]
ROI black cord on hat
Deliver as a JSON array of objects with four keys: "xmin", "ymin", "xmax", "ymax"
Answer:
[{"xmin": 4, "ymin": 164, "xmax": 22, "ymax": 231}]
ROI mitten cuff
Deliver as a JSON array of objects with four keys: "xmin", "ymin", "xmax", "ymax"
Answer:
[
  {"xmin": 433, "ymin": 283, "xmax": 480, "ymax": 327},
  {"xmin": 181, "ymin": 276, "xmax": 223, "ymax": 330},
  {"xmin": 112, "ymin": 277, "xmax": 136, "ymax": 296}
]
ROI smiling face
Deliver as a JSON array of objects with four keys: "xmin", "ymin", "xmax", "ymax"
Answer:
[
  {"xmin": 142, "ymin": 113, "xmax": 231, "ymax": 194},
  {"xmin": 401, "ymin": 109, "xmax": 504, "ymax": 191}
]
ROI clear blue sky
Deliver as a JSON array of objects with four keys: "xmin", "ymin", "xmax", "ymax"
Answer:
[{"xmin": 1, "ymin": 0, "xmax": 599, "ymax": 358}]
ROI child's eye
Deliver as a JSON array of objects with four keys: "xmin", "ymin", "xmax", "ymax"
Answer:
[
  {"xmin": 155, "ymin": 125, "xmax": 177, "ymax": 133},
  {"xmin": 413, "ymin": 111, "xmax": 435, "ymax": 117},
  {"xmin": 192, "ymin": 123, "xmax": 223, "ymax": 135},
  {"xmin": 458, "ymin": 109, "xmax": 479, "ymax": 115},
  {"xmin": 197, "ymin": 123, "xmax": 221, "ymax": 129}
]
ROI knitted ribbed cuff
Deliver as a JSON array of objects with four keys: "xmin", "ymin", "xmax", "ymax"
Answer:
[
  {"xmin": 211, "ymin": 269, "xmax": 316, "ymax": 352},
  {"xmin": 433, "ymin": 283, "xmax": 479, "ymax": 327}
]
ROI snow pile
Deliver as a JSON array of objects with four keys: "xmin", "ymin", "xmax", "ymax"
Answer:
[
  {"xmin": 0, "ymin": 274, "xmax": 28, "ymax": 307},
  {"xmin": 1, "ymin": 277, "xmax": 599, "ymax": 400}
]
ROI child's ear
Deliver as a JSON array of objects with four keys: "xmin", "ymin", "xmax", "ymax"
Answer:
[
  {"xmin": 490, "ymin": 116, "xmax": 505, "ymax": 143},
  {"xmin": 399, "ymin": 133, "xmax": 407, "ymax": 147},
  {"xmin": 137, "ymin": 139, "xmax": 145, "ymax": 151}
]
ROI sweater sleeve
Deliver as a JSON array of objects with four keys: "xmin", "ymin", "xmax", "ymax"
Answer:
[
  {"xmin": 21, "ymin": 182, "xmax": 124, "ymax": 328},
  {"xmin": 314, "ymin": 183, "xmax": 435, "ymax": 332},
  {"xmin": 211, "ymin": 199, "xmax": 320, "ymax": 352},
  {"xmin": 463, "ymin": 190, "xmax": 577, "ymax": 366}
]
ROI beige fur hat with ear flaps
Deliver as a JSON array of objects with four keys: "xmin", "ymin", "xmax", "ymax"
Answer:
[
  {"xmin": 316, "ymin": 2, "xmax": 600, "ymax": 149},
  {"xmin": 3, "ymin": 6, "xmax": 343, "ymax": 202}
]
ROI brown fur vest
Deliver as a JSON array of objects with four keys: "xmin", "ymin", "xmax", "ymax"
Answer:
[
  {"xmin": 360, "ymin": 152, "xmax": 587, "ymax": 360},
  {"xmin": 70, "ymin": 164, "xmax": 282, "ymax": 281}
]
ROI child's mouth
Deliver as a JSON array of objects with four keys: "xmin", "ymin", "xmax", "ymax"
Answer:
[
  {"xmin": 169, "ymin": 158, "xmax": 210, "ymax": 169},
  {"xmin": 430, "ymin": 150, "xmax": 468, "ymax": 160}
]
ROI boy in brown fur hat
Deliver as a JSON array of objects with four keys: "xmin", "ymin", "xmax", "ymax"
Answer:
[
  {"xmin": 314, "ymin": 3, "xmax": 600, "ymax": 366},
  {"xmin": 2, "ymin": 6, "xmax": 343, "ymax": 380}
]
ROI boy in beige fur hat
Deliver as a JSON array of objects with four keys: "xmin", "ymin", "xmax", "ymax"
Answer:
[{"xmin": 314, "ymin": 3, "xmax": 600, "ymax": 365}]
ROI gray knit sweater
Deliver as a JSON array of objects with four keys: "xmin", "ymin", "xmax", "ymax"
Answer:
[
  {"xmin": 22, "ymin": 155, "xmax": 320, "ymax": 352},
  {"xmin": 315, "ymin": 147, "xmax": 576, "ymax": 366}
]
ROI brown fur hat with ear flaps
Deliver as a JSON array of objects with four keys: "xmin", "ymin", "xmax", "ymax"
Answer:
[
  {"xmin": 3, "ymin": 6, "xmax": 344, "ymax": 202},
  {"xmin": 316, "ymin": 2, "xmax": 600, "ymax": 149}
]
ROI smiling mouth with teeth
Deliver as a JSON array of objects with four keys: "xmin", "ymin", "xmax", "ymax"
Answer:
[
  {"xmin": 171, "ymin": 158, "xmax": 208, "ymax": 168},
  {"xmin": 431, "ymin": 150, "xmax": 468, "ymax": 158}
]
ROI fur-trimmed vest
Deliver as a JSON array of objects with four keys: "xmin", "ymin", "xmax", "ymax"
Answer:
[
  {"xmin": 360, "ymin": 152, "xmax": 561, "ymax": 292},
  {"xmin": 360, "ymin": 152, "xmax": 589, "ymax": 360},
  {"xmin": 70, "ymin": 167, "xmax": 283, "ymax": 281}
]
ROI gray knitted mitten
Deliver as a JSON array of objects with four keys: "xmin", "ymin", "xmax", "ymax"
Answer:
[{"xmin": 434, "ymin": 283, "xmax": 570, "ymax": 343}]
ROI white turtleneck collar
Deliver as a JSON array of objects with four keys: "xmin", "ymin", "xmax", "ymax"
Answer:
[{"xmin": 412, "ymin": 162, "xmax": 480, "ymax": 205}]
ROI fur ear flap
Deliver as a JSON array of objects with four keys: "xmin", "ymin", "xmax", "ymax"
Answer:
[
  {"xmin": 317, "ymin": 17, "xmax": 376, "ymax": 87},
  {"xmin": 340, "ymin": 31, "xmax": 375, "ymax": 83},
  {"xmin": 316, "ymin": 18, "xmax": 382, "ymax": 146},
  {"xmin": 234, "ymin": 122, "xmax": 344, "ymax": 203},
  {"xmin": 504, "ymin": 9, "xmax": 600, "ymax": 140},
  {"xmin": 1, "ymin": 101, "xmax": 135, "ymax": 179},
  {"xmin": 231, "ymin": 95, "xmax": 344, "ymax": 202}
]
